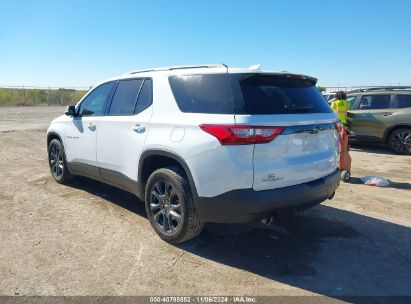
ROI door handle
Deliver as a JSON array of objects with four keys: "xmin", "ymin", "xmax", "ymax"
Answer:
[
  {"xmin": 383, "ymin": 112, "xmax": 395, "ymax": 117},
  {"xmin": 88, "ymin": 122, "xmax": 96, "ymax": 131},
  {"xmin": 132, "ymin": 124, "xmax": 146, "ymax": 133}
]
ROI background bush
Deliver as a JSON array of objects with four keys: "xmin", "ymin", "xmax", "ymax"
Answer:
[{"xmin": 0, "ymin": 88, "xmax": 88, "ymax": 106}]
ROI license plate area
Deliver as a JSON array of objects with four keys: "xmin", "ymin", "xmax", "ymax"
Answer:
[{"xmin": 290, "ymin": 133, "xmax": 320, "ymax": 154}]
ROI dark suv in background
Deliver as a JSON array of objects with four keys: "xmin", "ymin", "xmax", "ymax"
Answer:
[{"xmin": 346, "ymin": 87, "xmax": 411, "ymax": 155}]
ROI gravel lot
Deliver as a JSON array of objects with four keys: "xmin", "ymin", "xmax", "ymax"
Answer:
[{"xmin": 0, "ymin": 107, "xmax": 410, "ymax": 300}]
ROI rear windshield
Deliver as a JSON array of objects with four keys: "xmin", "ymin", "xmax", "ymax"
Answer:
[{"xmin": 169, "ymin": 73, "xmax": 332, "ymax": 114}]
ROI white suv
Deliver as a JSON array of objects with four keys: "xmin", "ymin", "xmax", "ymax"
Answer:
[{"xmin": 47, "ymin": 64, "xmax": 340, "ymax": 243}]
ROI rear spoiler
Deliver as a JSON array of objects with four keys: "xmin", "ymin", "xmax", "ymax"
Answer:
[{"xmin": 241, "ymin": 73, "xmax": 318, "ymax": 87}]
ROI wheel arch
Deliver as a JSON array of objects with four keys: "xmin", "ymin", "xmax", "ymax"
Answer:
[
  {"xmin": 138, "ymin": 149, "xmax": 198, "ymax": 198},
  {"xmin": 384, "ymin": 124, "xmax": 411, "ymax": 143},
  {"xmin": 47, "ymin": 132, "xmax": 63, "ymax": 147}
]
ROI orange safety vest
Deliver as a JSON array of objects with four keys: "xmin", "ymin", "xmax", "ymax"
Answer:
[{"xmin": 331, "ymin": 99, "xmax": 348, "ymax": 124}]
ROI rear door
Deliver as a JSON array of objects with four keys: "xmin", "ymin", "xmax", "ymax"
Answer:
[
  {"xmin": 230, "ymin": 74, "xmax": 339, "ymax": 191},
  {"xmin": 348, "ymin": 94, "xmax": 396, "ymax": 140},
  {"xmin": 391, "ymin": 93, "xmax": 411, "ymax": 111},
  {"xmin": 96, "ymin": 78, "xmax": 153, "ymax": 192}
]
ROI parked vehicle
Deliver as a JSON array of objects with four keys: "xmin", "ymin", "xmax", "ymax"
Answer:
[
  {"xmin": 47, "ymin": 64, "xmax": 340, "ymax": 243},
  {"xmin": 322, "ymin": 93, "xmax": 336, "ymax": 103},
  {"xmin": 346, "ymin": 87, "xmax": 411, "ymax": 155}
]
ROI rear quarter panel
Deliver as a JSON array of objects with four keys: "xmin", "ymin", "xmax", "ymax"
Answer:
[
  {"xmin": 384, "ymin": 108, "xmax": 411, "ymax": 140},
  {"xmin": 142, "ymin": 75, "xmax": 254, "ymax": 197}
]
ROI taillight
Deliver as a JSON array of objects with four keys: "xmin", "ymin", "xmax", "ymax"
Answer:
[{"xmin": 200, "ymin": 124, "xmax": 283, "ymax": 145}]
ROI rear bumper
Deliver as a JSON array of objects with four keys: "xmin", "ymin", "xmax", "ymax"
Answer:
[{"xmin": 194, "ymin": 169, "xmax": 340, "ymax": 223}]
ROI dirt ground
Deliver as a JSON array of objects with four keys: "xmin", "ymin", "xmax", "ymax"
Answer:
[{"xmin": 0, "ymin": 106, "xmax": 410, "ymax": 300}]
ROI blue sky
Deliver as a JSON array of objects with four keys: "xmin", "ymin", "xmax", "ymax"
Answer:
[{"xmin": 1, "ymin": 0, "xmax": 410, "ymax": 87}]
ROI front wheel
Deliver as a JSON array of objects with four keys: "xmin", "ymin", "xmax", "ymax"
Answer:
[
  {"xmin": 387, "ymin": 128, "xmax": 411, "ymax": 155},
  {"xmin": 145, "ymin": 167, "xmax": 204, "ymax": 243},
  {"xmin": 48, "ymin": 139, "xmax": 74, "ymax": 184}
]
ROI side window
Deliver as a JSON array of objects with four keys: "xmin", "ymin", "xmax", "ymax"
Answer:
[
  {"xmin": 358, "ymin": 95, "xmax": 390, "ymax": 110},
  {"xmin": 134, "ymin": 79, "xmax": 153, "ymax": 114},
  {"xmin": 393, "ymin": 94, "xmax": 411, "ymax": 109},
  {"xmin": 346, "ymin": 96, "xmax": 357, "ymax": 109},
  {"xmin": 78, "ymin": 82, "xmax": 113, "ymax": 116},
  {"xmin": 169, "ymin": 74, "xmax": 235, "ymax": 114},
  {"xmin": 109, "ymin": 79, "xmax": 143, "ymax": 116}
]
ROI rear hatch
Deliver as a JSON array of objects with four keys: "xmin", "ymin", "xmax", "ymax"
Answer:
[
  {"xmin": 168, "ymin": 71, "xmax": 339, "ymax": 192},
  {"xmin": 230, "ymin": 73, "xmax": 339, "ymax": 191}
]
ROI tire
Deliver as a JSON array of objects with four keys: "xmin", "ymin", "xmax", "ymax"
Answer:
[
  {"xmin": 387, "ymin": 128, "xmax": 411, "ymax": 155},
  {"xmin": 48, "ymin": 139, "xmax": 74, "ymax": 184},
  {"xmin": 145, "ymin": 167, "xmax": 204, "ymax": 244},
  {"xmin": 341, "ymin": 170, "xmax": 350, "ymax": 182}
]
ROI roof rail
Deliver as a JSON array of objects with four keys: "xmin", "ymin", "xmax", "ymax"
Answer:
[
  {"xmin": 125, "ymin": 63, "xmax": 228, "ymax": 75},
  {"xmin": 347, "ymin": 86, "xmax": 411, "ymax": 93}
]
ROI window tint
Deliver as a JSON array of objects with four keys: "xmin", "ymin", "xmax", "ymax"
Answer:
[
  {"xmin": 168, "ymin": 74, "xmax": 234, "ymax": 114},
  {"xmin": 109, "ymin": 79, "xmax": 143, "ymax": 115},
  {"xmin": 78, "ymin": 82, "xmax": 113, "ymax": 116},
  {"xmin": 168, "ymin": 73, "xmax": 331, "ymax": 114},
  {"xmin": 358, "ymin": 95, "xmax": 390, "ymax": 110},
  {"xmin": 134, "ymin": 79, "xmax": 153, "ymax": 114},
  {"xmin": 394, "ymin": 94, "xmax": 411, "ymax": 108},
  {"xmin": 233, "ymin": 74, "xmax": 332, "ymax": 114}
]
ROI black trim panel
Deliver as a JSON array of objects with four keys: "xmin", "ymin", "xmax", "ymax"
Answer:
[
  {"xmin": 67, "ymin": 150, "xmax": 195, "ymax": 202},
  {"xmin": 138, "ymin": 149, "xmax": 198, "ymax": 197},
  {"xmin": 348, "ymin": 136, "xmax": 384, "ymax": 143},
  {"xmin": 46, "ymin": 132, "xmax": 63, "ymax": 146},
  {"xmin": 194, "ymin": 169, "xmax": 340, "ymax": 223},
  {"xmin": 67, "ymin": 162, "xmax": 143, "ymax": 199},
  {"xmin": 66, "ymin": 162, "xmax": 101, "ymax": 180},
  {"xmin": 100, "ymin": 168, "xmax": 141, "ymax": 198}
]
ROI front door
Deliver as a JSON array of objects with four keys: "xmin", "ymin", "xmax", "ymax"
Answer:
[{"xmin": 64, "ymin": 82, "xmax": 114, "ymax": 178}]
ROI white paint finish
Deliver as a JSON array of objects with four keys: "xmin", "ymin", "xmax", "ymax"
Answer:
[
  {"xmin": 185, "ymin": 144, "xmax": 254, "ymax": 197},
  {"xmin": 46, "ymin": 115, "xmax": 68, "ymax": 143},
  {"xmin": 142, "ymin": 108, "xmax": 254, "ymax": 197},
  {"xmin": 96, "ymin": 106, "xmax": 153, "ymax": 180},
  {"xmin": 64, "ymin": 116, "xmax": 101, "ymax": 166},
  {"xmin": 48, "ymin": 65, "xmax": 339, "ymax": 200},
  {"xmin": 170, "ymin": 127, "xmax": 185, "ymax": 142},
  {"xmin": 181, "ymin": 123, "xmax": 254, "ymax": 197},
  {"xmin": 137, "ymin": 75, "xmax": 255, "ymax": 197},
  {"xmin": 253, "ymin": 129, "xmax": 339, "ymax": 191},
  {"xmin": 235, "ymin": 113, "xmax": 338, "ymax": 191}
]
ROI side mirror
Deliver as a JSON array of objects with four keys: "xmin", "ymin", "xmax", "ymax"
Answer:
[{"xmin": 65, "ymin": 105, "xmax": 77, "ymax": 116}]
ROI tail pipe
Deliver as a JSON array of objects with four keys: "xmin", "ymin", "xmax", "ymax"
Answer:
[{"xmin": 261, "ymin": 214, "xmax": 275, "ymax": 225}]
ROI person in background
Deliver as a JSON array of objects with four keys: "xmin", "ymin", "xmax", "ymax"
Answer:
[{"xmin": 331, "ymin": 91, "xmax": 349, "ymax": 126}]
